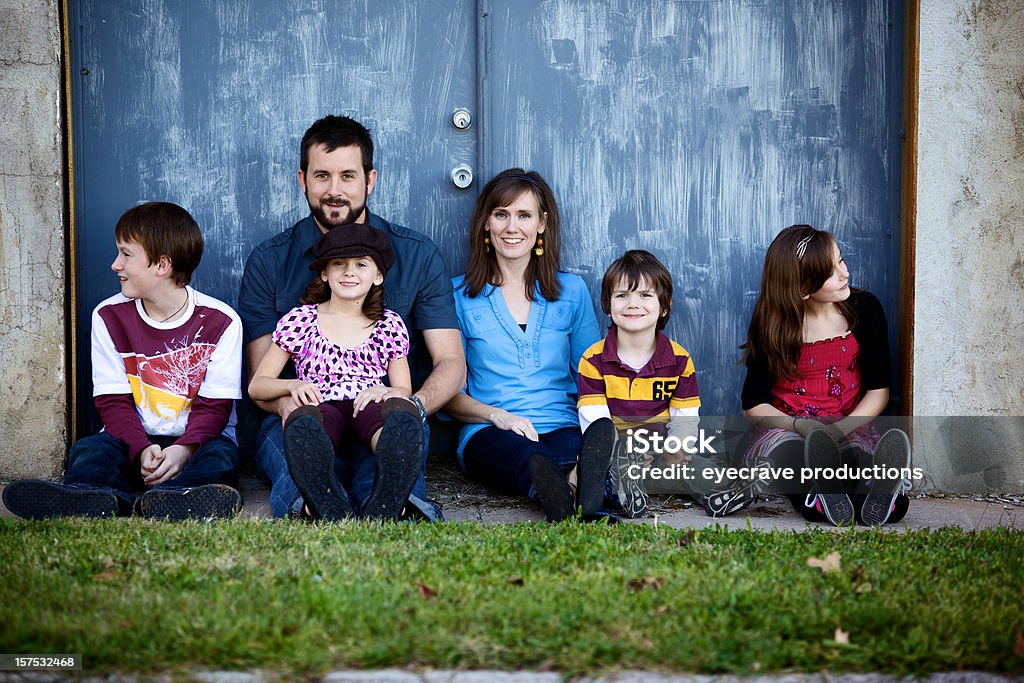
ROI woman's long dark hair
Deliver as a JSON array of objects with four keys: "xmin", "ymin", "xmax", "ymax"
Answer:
[
  {"xmin": 461, "ymin": 168, "xmax": 563, "ymax": 302},
  {"xmin": 741, "ymin": 225, "xmax": 858, "ymax": 379}
]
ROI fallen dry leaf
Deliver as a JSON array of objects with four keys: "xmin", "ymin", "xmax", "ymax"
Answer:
[
  {"xmin": 416, "ymin": 580, "xmax": 437, "ymax": 600},
  {"xmin": 852, "ymin": 564, "xmax": 872, "ymax": 593},
  {"xmin": 807, "ymin": 551, "xmax": 842, "ymax": 573},
  {"xmin": 627, "ymin": 576, "xmax": 666, "ymax": 592},
  {"xmin": 677, "ymin": 530, "xmax": 696, "ymax": 547},
  {"xmin": 506, "ymin": 576, "xmax": 525, "ymax": 586},
  {"xmin": 834, "ymin": 627, "xmax": 850, "ymax": 644}
]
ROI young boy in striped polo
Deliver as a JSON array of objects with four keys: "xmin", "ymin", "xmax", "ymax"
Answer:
[{"xmin": 576, "ymin": 250, "xmax": 745, "ymax": 517}]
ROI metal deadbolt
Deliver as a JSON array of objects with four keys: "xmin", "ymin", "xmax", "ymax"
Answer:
[
  {"xmin": 450, "ymin": 164, "xmax": 473, "ymax": 189},
  {"xmin": 452, "ymin": 108, "xmax": 472, "ymax": 130}
]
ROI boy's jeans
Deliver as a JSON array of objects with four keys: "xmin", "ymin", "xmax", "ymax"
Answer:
[
  {"xmin": 65, "ymin": 432, "xmax": 240, "ymax": 515},
  {"xmin": 255, "ymin": 413, "xmax": 433, "ymax": 519}
]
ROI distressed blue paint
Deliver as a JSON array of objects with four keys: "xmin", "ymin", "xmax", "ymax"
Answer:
[
  {"xmin": 484, "ymin": 0, "xmax": 904, "ymax": 414},
  {"xmin": 70, "ymin": 0, "xmax": 903, "ymax": 431},
  {"xmin": 69, "ymin": 0, "xmax": 478, "ymax": 434}
]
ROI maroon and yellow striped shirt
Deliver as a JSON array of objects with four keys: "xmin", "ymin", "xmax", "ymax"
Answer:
[{"xmin": 577, "ymin": 326, "xmax": 700, "ymax": 431}]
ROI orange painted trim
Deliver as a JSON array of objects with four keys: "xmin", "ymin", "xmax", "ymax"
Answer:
[
  {"xmin": 898, "ymin": 0, "xmax": 920, "ymax": 418},
  {"xmin": 61, "ymin": 0, "xmax": 78, "ymax": 444}
]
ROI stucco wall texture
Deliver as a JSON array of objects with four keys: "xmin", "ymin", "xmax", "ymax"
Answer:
[
  {"xmin": 0, "ymin": 0, "xmax": 67, "ymax": 480},
  {"xmin": 1, "ymin": 1, "xmax": 1021, "ymax": 493},
  {"xmin": 913, "ymin": 0, "xmax": 1024, "ymax": 492}
]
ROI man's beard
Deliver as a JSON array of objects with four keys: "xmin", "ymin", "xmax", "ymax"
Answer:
[{"xmin": 309, "ymin": 192, "xmax": 367, "ymax": 230}]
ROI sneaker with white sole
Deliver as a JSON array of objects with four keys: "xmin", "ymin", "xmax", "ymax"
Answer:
[
  {"xmin": 861, "ymin": 428, "xmax": 912, "ymax": 526},
  {"xmin": 702, "ymin": 458, "xmax": 770, "ymax": 518},
  {"xmin": 804, "ymin": 429, "xmax": 854, "ymax": 526},
  {"xmin": 612, "ymin": 438, "xmax": 649, "ymax": 518}
]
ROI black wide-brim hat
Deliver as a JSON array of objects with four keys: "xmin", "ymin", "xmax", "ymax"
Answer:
[{"xmin": 308, "ymin": 224, "xmax": 395, "ymax": 275}]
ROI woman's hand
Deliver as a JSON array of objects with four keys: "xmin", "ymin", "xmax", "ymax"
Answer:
[
  {"xmin": 353, "ymin": 384, "xmax": 408, "ymax": 415},
  {"xmin": 289, "ymin": 380, "xmax": 323, "ymax": 407},
  {"xmin": 489, "ymin": 409, "xmax": 539, "ymax": 441}
]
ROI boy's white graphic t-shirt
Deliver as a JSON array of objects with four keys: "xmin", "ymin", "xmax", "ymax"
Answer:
[{"xmin": 91, "ymin": 286, "xmax": 243, "ymax": 442}]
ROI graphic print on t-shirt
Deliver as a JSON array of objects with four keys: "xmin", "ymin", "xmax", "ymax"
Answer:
[
  {"xmin": 94, "ymin": 292, "xmax": 240, "ymax": 438},
  {"xmin": 122, "ymin": 338, "xmax": 217, "ymax": 428}
]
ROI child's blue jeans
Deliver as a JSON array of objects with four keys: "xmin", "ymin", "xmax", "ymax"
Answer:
[
  {"xmin": 255, "ymin": 413, "xmax": 432, "ymax": 519},
  {"xmin": 64, "ymin": 432, "xmax": 240, "ymax": 515}
]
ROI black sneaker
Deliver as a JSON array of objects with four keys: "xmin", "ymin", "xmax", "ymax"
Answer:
[
  {"xmin": 362, "ymin": 411, "xmax": 423, "ymax": 520},
  {"xmin": 702, "ymin": 461, "xmax": 769, "ymax": 518},
  {"xmin": 136, "ymin": 484, "xmax": 242, "ymax": 521},
  {"xmin": 700, "ymin": 475, "xmax": 757, "ymax": 518},
  {"xmin": 804, "ymin": 429, "xmax": 854, "ymax": 526},
  {"xmin": 576, "ymin": 418, "xmax": 615, "ymax": 516},
  {"xmin": 2, "ymin": 480, "xmax": 118, "ymax": 519},
  {"xmin": 613, "ymin": 437, "xmax": 649, "ymax": 518},
  {"xmin": 528, "ymin": 453, "xmax": 574, "ymax": 522},
  {"xmin": 284, "ymin": 405, "xmax": 353, "ymax": 521},
  {"xmin": 861, "ymin": 429, "xmax": 912, "ymax": 526}
]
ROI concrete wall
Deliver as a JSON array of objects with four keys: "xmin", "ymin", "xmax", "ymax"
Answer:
[
  {"xmin": 0, "ymin": 0, "xmax": 67, "ymax": 479},
  {"xmin": 913, "ymin": 0, "xmax": 1024, "ymax": 492}
]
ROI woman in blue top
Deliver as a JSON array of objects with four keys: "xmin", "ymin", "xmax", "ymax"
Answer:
[{"xmin": 446, "ymin": 169, "xmax": 615, "ymax": 521}]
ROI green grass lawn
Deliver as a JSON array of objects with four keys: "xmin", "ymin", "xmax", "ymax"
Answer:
[{"xmin": 1, "ymin": 519, "xmax": 1021, "ymax": 677}]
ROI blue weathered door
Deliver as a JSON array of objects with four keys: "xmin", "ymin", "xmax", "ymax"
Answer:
[
  {"xmin": 68, "ymin": 0, "xmax": 479, "ymax": 435},
  {"xmin": 482, "ymin": 0, "xmax": 906, "ymax": 414},
  {"xmin": 69, "ymin": 0, "xmax": 904, "ymax": 433}
]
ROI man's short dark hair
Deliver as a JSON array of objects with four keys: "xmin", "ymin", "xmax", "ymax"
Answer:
[
  {"xmin": 114, "ymin": 202, "xmax": 203, "ymax": 287},
  {"xmin": 300, "ymin": 115, "xmax": 374, "ymax": 175}
]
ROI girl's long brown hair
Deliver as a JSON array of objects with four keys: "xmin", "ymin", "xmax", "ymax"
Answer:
[
  {"xmin": 741, "ymin": 225, "xmax": 858, "ymax": 379},
  {"xmin": 301, "ymin": 274, "xmax": 385, "ymax": 324},
  {"xmin": 460, "ymin": 168, "xmax": 562, "ymax": 302}
]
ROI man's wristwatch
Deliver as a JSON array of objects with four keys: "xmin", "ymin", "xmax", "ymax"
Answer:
[{"xmin": 409, "ymin": 395, "xmax": 427, "ymax": 423}]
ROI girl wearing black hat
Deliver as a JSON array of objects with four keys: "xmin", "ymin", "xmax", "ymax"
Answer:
[{"xmin": 248, "ymin": 225, "xmax": 423, "ymax": 520}]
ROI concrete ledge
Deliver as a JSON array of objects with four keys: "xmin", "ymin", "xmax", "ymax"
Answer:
[{"xmin": 2, "ymin": 475, "xmax": 1021, "ymax": 531}]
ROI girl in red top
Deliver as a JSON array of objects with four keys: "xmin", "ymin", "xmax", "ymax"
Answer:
[{"xmin": 711, "ymin": 225, "xmax": 912, "ymax": 526}]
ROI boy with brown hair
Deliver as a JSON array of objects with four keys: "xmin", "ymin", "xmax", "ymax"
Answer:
[
  {"xmin": 577, "ymin": 250, "xmax": 745, "ymax": 517},
  {"xmin": 3, "ymin": 202, "xmax": 243, "ymax": 520}
]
